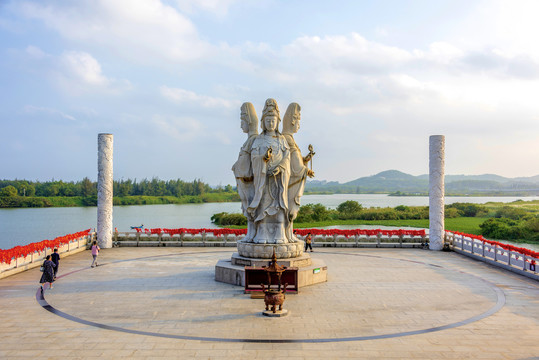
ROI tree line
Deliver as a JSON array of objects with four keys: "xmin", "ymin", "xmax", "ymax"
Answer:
[
  {"xmin": 211, "ymin": 200, "xmax": 539, "ymax": 243},
  {"xmin": 0, "ymin": 178, "xmax": 234, "ymax": 198}
]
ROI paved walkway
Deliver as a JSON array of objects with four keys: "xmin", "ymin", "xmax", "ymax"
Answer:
[{"xmin": 0, "ymin": 247, "xmax": 538, "ymax": 359}]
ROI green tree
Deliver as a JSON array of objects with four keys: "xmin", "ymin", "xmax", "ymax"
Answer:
[
  {"xmin": 0, "ymin": 185, "xmax": 18, "ymax": 197},
  {"xmin": 337, "ymin": 200, "xmax": 363, "ymax": 216},
  {"xmin": 80, "ymin": 177, "xmax": 96, "ymax": 197}
]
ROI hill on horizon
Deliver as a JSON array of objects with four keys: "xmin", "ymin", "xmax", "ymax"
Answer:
[{"xmin": 305, "ymin": 170, "xmax": 539, "ymax": 195}]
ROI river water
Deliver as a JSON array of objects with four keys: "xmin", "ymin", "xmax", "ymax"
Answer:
[{"xmin": 1, "ymin": 194, "xmax": 538, "ymax": 250}]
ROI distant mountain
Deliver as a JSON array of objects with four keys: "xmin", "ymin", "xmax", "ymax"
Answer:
[
  {"xmin": 305, "ymin": 170, "xmax": 539, "ymax": 195},
  {"xmin": 342, "ymin": 170, "xmax": 428, "ymax": 193}
]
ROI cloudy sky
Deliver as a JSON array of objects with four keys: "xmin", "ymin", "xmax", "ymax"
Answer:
[{"xmin": 1, "ymin": 0, "xmax": 538, "ymax": 185}]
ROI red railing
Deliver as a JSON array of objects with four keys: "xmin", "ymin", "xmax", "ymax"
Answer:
[
  {"xmin": 447, "ymin": 231, "xmax": 538, "ymax": 260},
  {"xmin": 134, "ymin": 227, "xmax": 426, "ymax": 238},
  {"xmin": 0, "ymin": 229, "xmax": 91, "ymax": 265}
]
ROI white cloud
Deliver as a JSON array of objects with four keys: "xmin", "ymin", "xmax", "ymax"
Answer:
[
  {"xmin": 25, "ymin": 45, "xmax": 47, "ymax": 59},
  {"xmin": 54, "ymin": 51, "xmax": 132, "ymax": 94},
  {"xmin": 23, "ymin": 105, "xmax": 77, "ymax": 121},
  {"xmin": 151, "ymin": 114, "xmax": 204, "ymax": 141},
  {"xmin": 160, "ymin": 86, "xmax": 237, "ymax": 109},
  {"xmin": 17, "ymin": 0, "xmax": 213, "ymax": 64},
  {"xmin": 174, "ymin": 0, "xmax": 239, "ymax": 16},
  {"xmin": 61, "ymin": 51, "xmax": 109, "ymax": 86}
]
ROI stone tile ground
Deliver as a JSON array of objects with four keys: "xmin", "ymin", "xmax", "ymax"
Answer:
[{"xmin": 0, "ymin": 247, "xmax": 538, "ymax": 359}]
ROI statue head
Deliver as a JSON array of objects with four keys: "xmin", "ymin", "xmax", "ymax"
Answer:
[
  {"xmin": 260, "ymin": 98, "xmax": 281, "ymax": 132},
  {"xmin": 240, "ymin": 102, "xmax": 258, "ymax": 136},
  {"xmin": 282, "ymin": 102, "xmax": 301, "ymax": 135}
]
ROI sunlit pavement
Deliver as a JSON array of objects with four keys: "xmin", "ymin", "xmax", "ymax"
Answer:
[{"xmin": 1, "ymin": 247, "xmax": 538, "ymax": 359}]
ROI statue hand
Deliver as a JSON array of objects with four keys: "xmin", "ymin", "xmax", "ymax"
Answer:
[
  {"xmin": 307, "ymin": 169, "xmax": 315, "ymax": 178},
  {"xmin": 272, "ymin": 167, "xmax": 281, "ymax": 176},
  {"xmin": 263, "ymin": 148, "xmax": 273, "ymax": 162}
]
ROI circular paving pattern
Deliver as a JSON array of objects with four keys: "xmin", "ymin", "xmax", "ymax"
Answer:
[{"xmin": 36, "ymin": 250, "xmax": 505, "ymax": 343}]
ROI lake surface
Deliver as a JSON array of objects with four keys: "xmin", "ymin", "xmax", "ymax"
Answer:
[{"xmin": 1, "ymin": 194, "xmax": 538, "ymax": 250}]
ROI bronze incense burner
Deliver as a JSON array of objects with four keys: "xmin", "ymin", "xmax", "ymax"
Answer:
[{"xmin": 261, "ymin": 250, "xmax": 288, "ymax": 313}]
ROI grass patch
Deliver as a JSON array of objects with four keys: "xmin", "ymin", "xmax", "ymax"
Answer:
[
  {"xmin": 293, "ymin": 217, "xmax": 487, "ymax": 235},
  {"xmin": 221, "ymin": 217, "xmax": 487, "ymax": 235}
]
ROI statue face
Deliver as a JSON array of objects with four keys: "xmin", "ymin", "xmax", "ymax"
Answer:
[
  {"xmin": 264, "ymin": 114, "xmax": 278, "ymax": 132},
  {"xmin": 293, "ymin": 111, "xmax": 301, "ymax": 132},
  {"xmin": 240, "ymin": 110, "xmax": 249, "ymax": 133}
]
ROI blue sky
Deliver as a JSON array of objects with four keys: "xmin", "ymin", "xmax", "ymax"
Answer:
[{"xmin": 1, "ymin": 0, "xmax": 538, "ymax": 185}]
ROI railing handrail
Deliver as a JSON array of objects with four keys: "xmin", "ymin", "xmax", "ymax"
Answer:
[
  {"xmin": 445, "ymin": 230, "xmax": 538, "ymax": 261},
  {"xmin": 129, "ymin": 227, "xmax": 427, "ymax": 238}
]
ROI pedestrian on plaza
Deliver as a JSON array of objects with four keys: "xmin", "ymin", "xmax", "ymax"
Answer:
[
  {"xmin": 304, "ymin": 232, "xmax": 313, "ymax": 252},
  {"xmin": 39, "ymin": 255, "xmax": 56, "ymax": 290},
  {"xmin": 51, "ymin": 248, "xmax": 60, "ymax": 279},
  {"xmin": 91, "ymin": 241, "xmax": 100, "ymax": 268}
]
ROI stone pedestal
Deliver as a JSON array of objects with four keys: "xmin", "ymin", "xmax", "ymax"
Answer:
[
  {"xmin": 237, "ymin": 240, "xmax": 304, "ymax": 259},
  {"xmin": 215, "ymin": 252, "xmax": 327, "ymax": 289},
  {"xmin": 263, "ymin": 309, "xmax": 289, "ymax": 317}
]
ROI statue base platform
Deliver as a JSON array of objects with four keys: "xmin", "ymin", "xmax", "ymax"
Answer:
[
  {"xmin": 215, "ymin": 252, "xmax": 327, "ymax": 289},
  {"xmin": 237, "ymin": 240, "xmax": 304, "ymax": 259},
  {"xmin": 262, "ymin": 309, "xmax": 289, "ymax": 317}
]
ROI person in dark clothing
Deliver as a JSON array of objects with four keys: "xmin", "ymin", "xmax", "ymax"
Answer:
[
  {"xmin": 51, "ymin": 248, "xmax": 60, "ymax": 279},
  {"xmin": 39, "ymin": 255, "xmax": 56, "ymax": 290}
]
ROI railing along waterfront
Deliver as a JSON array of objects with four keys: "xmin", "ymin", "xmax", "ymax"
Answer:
[
  {"xmin": 114, "ymin": 228, "xmax": 428, "ymax": 248},
  {"xmin": 446, "ymin": 231, "xmax": 538, "ymax": 280},
  {"xmin": 0, "ymin": 230, "xmax": 92, "ymax": 279}
]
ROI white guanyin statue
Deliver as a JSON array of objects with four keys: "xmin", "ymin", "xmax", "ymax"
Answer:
[
  {"xmin": 247, "ymin": 99, "xmax": 291, "ymax": 244},
  {"xmin": 234, "ymin": 98, "xmax": 315, "ymax": 257}
]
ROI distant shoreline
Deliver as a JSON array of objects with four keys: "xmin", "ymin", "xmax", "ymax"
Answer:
[
  {"xmin": 0, "ymin": 193, "xmax": 240, "ymax": 208},
  {"xmin": 2, "ymin": 192, "xmax": 539, "ymax": 209}
]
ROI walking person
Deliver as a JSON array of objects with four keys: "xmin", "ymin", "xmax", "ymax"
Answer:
[
  {"xmin": 91, "ymin": 241, "xmax": 100, "ymax": 268},
  {"xmin": 304, "ymin": 232, "xmax": 313, "ymax": 252},
  {"xmin": 51, "ymin": 248, "xmax": 60, "ymax": 279},
  {"xmin": 39, "ymin": 255, "xmax": 56, "ymax": 290}
]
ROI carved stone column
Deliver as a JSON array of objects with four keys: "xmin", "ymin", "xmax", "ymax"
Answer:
[
  {"xmin": 429, "ymin": 135, "xmax": 445, "ymax": 250},
  {"xmin": 97, "ymin": 133, "xmax": 113, "ymax": 248}
]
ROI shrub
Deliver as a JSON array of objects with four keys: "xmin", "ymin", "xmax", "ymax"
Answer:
[
  {"xmin": 210, "ymin": 212, "xmax": 247, "ymax": 226},
  {"xmin": 495, "ymin": 206, "xmax": 528, "ymax": 220},
  {"xmin": 394, "ymin": 205, "xmax": 409, "ymax": 212},
  {"xmin": 446, "ymin": 203, "xmax": 488, "ymax": 217},
  {"xmin": 444, "ymin": 208, "xmax": 460, "ymax": 218},
  {"xmin": 337, "ymin": 200, "xmax": 362, "ymax": 218}
]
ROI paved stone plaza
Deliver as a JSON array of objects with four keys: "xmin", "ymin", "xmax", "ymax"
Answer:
[{"xmin": 0, "ymin": 247, "xmax": 538, "ymax": 359}]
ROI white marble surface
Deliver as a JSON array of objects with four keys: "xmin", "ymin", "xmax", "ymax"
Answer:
[
  {"xmin": 97, "ymin": 133, "xmax": 113, "ymax": 248},
  {"xmin": 429, "ymin": 135, "xmax": 445, "ymax": 251}
]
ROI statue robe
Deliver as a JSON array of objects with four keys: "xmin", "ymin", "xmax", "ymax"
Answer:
[
  {"xmin": 247, "ymin": 133, "xmax": 291, "ymax": 244},
  {"xmin": 283, "ymin": 134, "xmax": 308, "ymax": 241},
  {"xmin": 232, "ymin": 135, "xmax": 257, "ymax": 241}
]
